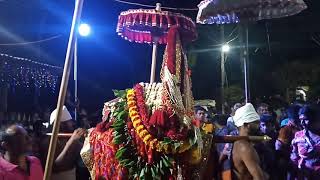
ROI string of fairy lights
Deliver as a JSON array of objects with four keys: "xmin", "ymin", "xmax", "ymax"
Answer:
[{"xmin": 0, "ymin": 52, "xmax": 62, "ymax": 92}]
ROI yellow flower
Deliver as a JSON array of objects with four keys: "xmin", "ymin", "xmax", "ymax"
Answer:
[
  {"xmin": 129, "ymin": 111, "xmax": 138, "ymax": 117},
  {"xmin": 129, "ymin": 106, "xmax": 137, "ymax": 113},
  {"xmin": 136, "ymin": 125, "xmax": 144, "ymax": 133},
  {"xmin": 128, "ymin": 101, "xmax": 136, "ymax": 107},
  {"xmin": 131, "ymin": 115, "xmax": 140, "ymax": 122},
  {"xmin": 202, "ymin": 123, "xmax": 214, "ymax": 134},
  {"xmin": 133, "ymin": 120, "xmax": 141, "ymax": 128},
  {"xmin": 139, "ymin": 130, "xmax": 148, "ymax": 137},
  {"xmin": 143, "ymin": 134, "xmax": 152, "ymax": 143},
  {"xmin": 149, "ymin": 139, "xmax": 158, "ymax": 149},
  {"xmin": 127, "ymin": 89, "xmax": 134, "ymax": 95}
]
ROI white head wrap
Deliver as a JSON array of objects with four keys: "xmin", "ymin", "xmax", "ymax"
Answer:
[
  {"xmin": 50, "ymin": 106, "xmax": 72, "ymax": 125},
  {"xmin": 233, "ymin": 103, "xmax": 260, "ymax": 127}
]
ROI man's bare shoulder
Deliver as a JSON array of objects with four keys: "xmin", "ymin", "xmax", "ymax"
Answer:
[{"xmin": 234, "ymin": 140, "xmax": 253, "ymax": 153}]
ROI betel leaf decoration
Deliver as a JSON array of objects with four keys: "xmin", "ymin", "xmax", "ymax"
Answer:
[{"xmin": 112, "ymin": 89, "xmax": 174, "ymax": 179}]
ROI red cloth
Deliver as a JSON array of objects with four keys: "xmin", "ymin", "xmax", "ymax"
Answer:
[
  {"xmin": 116, "ymin": 9, "xmax": 197, "ymax": 44},
  {"xmin": 0, "ymin": 156, "xmax": 43, "ymax": 180},
  {"xmin": 192, "ymin": 119, "xmax": 201, "ymax": 128},
  {"xmin": 166, "ymin": 26, "xmax": 180, "ymax": 75},
  {"xmin": 90, "ymin": 122, "xmax": 127, "ymax": 179}
]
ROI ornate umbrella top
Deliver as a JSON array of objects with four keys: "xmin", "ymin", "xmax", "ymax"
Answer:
[
  {"xmin": 197, "ymin": 0, "xmax": 307, "ymax": 24},
  {"xmin": 116, "ymin": 4, "xmax": 197, "ymax": 44}
]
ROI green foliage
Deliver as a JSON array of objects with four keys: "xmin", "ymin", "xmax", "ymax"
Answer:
[{"xmin": 111, "ymin": 89, "xmax": 174, "ymax": 179}]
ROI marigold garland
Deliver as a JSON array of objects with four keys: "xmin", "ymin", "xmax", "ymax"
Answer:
[
  {"xmin": 112, "ymin": 89, "xmax": 174, "ymax": 179},
  {"xmin": 127, "ymin": 88, "xmax": 193, "ymax": 154}
]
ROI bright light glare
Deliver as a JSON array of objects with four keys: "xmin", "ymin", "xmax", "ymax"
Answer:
[
  {"xmin": 222, "ymin": 44, "xmax": 230, "ymax": 52},
  {"xmin": 78, "ymin": 23, "xmax": 91, "ymax": 37}
]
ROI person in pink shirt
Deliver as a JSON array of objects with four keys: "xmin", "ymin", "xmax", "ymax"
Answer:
[
  {"xmin": 290, "ymin": 104, "xmax": 320, "ymax": 179},
  {"xmin": 0, "ymin": 125, "xmax": 43, "ymax": 180}
]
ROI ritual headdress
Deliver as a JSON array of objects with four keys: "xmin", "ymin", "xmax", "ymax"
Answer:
[
  {"xmin": 50, "ymin": 106, "xmax": 72, "ymax": 125},
  {"xmin": 234, "ymin": 103, "xmax": 260, "ymax": 127}
]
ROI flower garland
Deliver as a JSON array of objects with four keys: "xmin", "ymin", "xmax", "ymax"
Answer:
[
  {"xmin": 127, "ymin": 89, "xmax": 159, "ymax": 149},
  {"xmin": 127, "ymin": 88, "xmax": 193, "ymax": 154},
  {"xmin": 111, "ymin": 89, "xmax": 174, "ymax": 179},
  {"xmin": 134, "ymin": 84, "xmax": 150, "ymax": 126},
  {"xmin": 142, "ymin": 82, "xmax": 163, "ymax": 113}
]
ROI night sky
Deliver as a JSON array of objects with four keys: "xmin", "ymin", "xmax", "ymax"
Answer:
[{"xmin": 0, "ymin": 0, "xmax": 319, "ymax": 112}]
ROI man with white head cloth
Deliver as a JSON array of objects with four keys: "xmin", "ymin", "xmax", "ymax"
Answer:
[
  {"xmin": 40, "ymin": 106, "xmax": 86, "ymax": 180},
  {"xmin": 231, "ymin": 103, "xmax": 268, "ymax": 180}
]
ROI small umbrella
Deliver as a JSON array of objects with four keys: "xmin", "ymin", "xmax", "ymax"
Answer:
[
  {"xmin": 116, "ymin": 3, "xmax": 197, "ymax": 83},
  {"xmin": 196, "ymin": 0, "xmax": 307, "ymax": 103}
]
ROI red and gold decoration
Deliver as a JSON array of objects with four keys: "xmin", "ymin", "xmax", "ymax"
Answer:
[
  {"xmin": 116, "ymin": 6, "xmax": 197, "ymax": 44},
  {"xmin": 116, "ymin": 3, "xmax": 197, "ymax": 83},
  {"xmin": 81, "ymin": 26, "xmax": 203, "ymax": 179}
]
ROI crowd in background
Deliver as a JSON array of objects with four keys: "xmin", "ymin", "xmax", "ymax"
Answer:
[
  {"xmin": 194, "ymin": 97, "xmax": 320, "ymax": 179},
  {"xmin": 0, "ymin": 94, "xmax": 319, "ymax": 179}
]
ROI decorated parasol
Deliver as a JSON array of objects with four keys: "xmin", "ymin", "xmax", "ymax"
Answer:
[
  {"xmin": 116, "ymin": 3, "xmax": 197, "ymax": 83},
  {"xmin": 196, "ymin": 0, "xmax": 307, "ymax": 103},
  {"xmin": 197, "ymin": 0, "xmax": 307, "ymax": 24}
]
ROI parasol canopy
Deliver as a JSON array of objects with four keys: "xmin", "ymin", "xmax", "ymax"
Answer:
[
  {"xmin": 117, "ymin": 7, "xmax": 197, "ymax": 44},
  {"xmin": 116, "ymin": 4, "xmax": 197, "ymax": 84},
  {"xmin": 197, "ymin": 0, "xmax": 307, "ymax": 24}
]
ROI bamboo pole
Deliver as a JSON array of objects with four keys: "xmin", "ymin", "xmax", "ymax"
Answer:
[
  {"xmin": 43, "ymin": 0, "xmax": 84, "ymax": 179},
  {"xmin": 150, "ymin": 42, "xmax": 158, "ymax": 83},
  {"xmin": 213, "ymin": 135, "xmax": 271, "ymax": 143},
  {"xmin": 46, "ymin": 133, "xmax": 271, "ymax": 143},
  {"xmin": 149, "ymin": 3, "xmax": 161, "ymax": 84},
  {"xmin": 74, "ymin": 36, "xmax": 78, "ymax": 123},
  {"xmin": 220, "ymin": 25, "xmax": 225, "ymax": 114}
]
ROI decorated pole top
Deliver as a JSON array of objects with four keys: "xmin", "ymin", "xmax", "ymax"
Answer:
[
  {"xmin": 155, "ymin": 3, "xmax": 161, "ymax": 11},
  {"xmin": 116, "ymin": 3, "xmax": 197, "ymax": 44}
]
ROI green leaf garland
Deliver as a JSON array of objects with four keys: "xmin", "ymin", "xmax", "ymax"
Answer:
[{"xmin": 112, "ymin": 89, "xmax": 174, "ymax": 179}]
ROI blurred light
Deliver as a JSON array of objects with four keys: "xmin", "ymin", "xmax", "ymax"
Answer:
[
  {"xmin": 222, "ymin": 44, "xmax": 230, "ymax": 52},
  {"xmin": 78, "ymin": 23, "xmax": 91, "ymax": 37}
]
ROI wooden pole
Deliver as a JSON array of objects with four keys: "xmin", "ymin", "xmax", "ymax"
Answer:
[
  {"xmin": 239, "ymin": 24, "xmax": 249, "ymax": 103},
  {"xmin": 220, "ymin": 25, "xmax": 225, "ymax": 114},
  {"xmin": 43, "ymin": 0, "xmax": 84, "ymax": 179},
  {"xmin": 149, "ymin": 3, "xmax": 161, "ymax": 84},
  {"xmin": 245, "ymin": 24, "xmax": 250, "ymax": 102},
  {"xmin": 74, "ymin": 36, "xmax": 78, "ymax": 123},
  {"xmin": 150, "ymin": 42, "xmax": 158, "ymax": 83},
  {"xmin": 213, "ymin": 135, "xmax": 271, "ymax": 143}
]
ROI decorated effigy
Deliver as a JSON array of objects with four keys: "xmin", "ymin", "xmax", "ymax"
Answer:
[
  {"xmin": 43, "ymin": 1, "xmax": 284, "ymax": 180},
  {"xmin": 80, "ymin": 21, "xmax": 208, "ymax": 179},
  {"xmin": 78, "ymin": 2, "xmax": 289, "ymax": 179}
]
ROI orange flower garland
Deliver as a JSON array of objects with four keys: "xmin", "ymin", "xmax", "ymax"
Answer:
[
  {"xmin": 127, "ymin": 89, "xmax": 192, "ymax": 154},
  {"xmin": 127, "ymin": 89, "xmax": 160, "ymax": 151}
]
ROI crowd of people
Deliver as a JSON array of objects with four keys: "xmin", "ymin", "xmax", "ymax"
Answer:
[
  {"xmin": 0, "ymin": 97, "xmax": 319, "ymax": 179},
  {"xmin": 194, "ymin": 100, "xmax": 320, "ymax": 179}
]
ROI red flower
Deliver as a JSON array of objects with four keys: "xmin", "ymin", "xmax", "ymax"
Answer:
[
  {"xmin": 133, "ymin": 84, "xmax": 150, "ymax": 126},
  {"xmin": 192, "ymin": 119, "xmax": 201, "ymax": 128},
  {"xmin": 166, "ymin": 130, "xmax": 178, "ymax": 139},
  {"xmin": 127, "ymin": 121, "xmax": 133, "ymax": 129}
]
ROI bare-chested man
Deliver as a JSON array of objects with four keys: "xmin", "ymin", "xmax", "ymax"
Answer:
[
  {"xmin": 40, "ymin": 106, "xmax": 86, "ymax": 180},
  {"xmin": 232, "ymin": 103, "xmax": 268, "ymax": 180}
]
